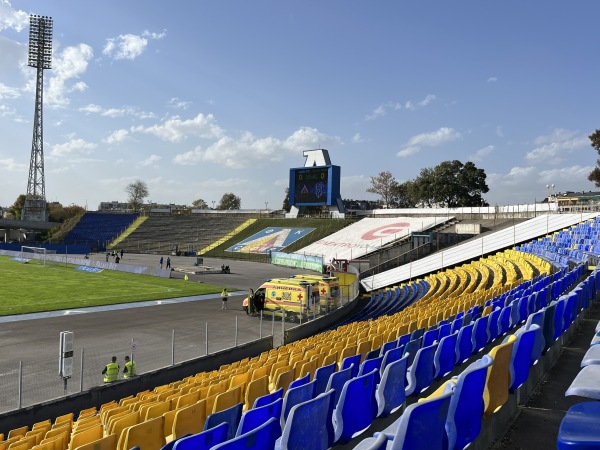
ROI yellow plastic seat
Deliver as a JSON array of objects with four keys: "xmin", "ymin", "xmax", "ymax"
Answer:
[
  {"xmin": 7, "ymin": 428, "xmax": 28, "ymax": 440},
  {"xmin": 71, "ymin": 434, "xmax": 116, "ymax": 450},
  {"xmin": 68, "ymin": 425, "xmax": 103, "ymax": 450},
  {"xmin": 244, "ymin": 375, "xmax": 269, "ymax": 411},
  {"xmin": 212, "ymin": 386, "xmax": 242, "ymax": 414},
  {"xmin": 483, "ymin": 335, "xmax": 517, "ymax": 418},
  {"xmin": 117, "ymin": 416, "xmax": 165, "ymax": 450},
  {"xmin": 167, "ymin": 400, "xmax": 206, "ymax": 442},
  {"xmin": 143, "ymin": 400, "xmax": 172, "ymax": 421}
]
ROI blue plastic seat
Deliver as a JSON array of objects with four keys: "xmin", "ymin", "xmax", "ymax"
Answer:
[
  {"xmin": 508, "ymin": 326, "xmax": 537, "ymax": 393},
  {"xmin": 253, "ymin": 388, "xmax": 284, "ymax": 409},
  {"xmin": 204, "ymin": 403, "xmax": 243, "ymax": 440},
  {"xmin": 333, "ymin": 369, "xmax": 378, "ymax": 444},
  {"xmin": 542, "ymin": 303, "xmax": 557, "ymax": 352},
  {"xmin": 498, "ymin": 307, "xmax": 512, "ymax": 336},
  {"xmin": 488, "ymin": 308, "xmax": 502, "ymax": 342},
  {"xmin": 281, "ymin": 379, "xmax": 316, "ymax": 427},
  {"xmin": 376, "ymin": 353, "xmax": 409, "ymax": 417},
  {"xmin": 274, "ymin": 390, "xmax": 335, "ymax": 450},
  {"xmin": 210, "ymin": 417, "xmax": 281, "ymax": 450},
  {"xmin": 406, "ymin": 342, "xmax": 437, "ymax": 396},
  {"xmin": 352, "ymin": 433, "xmax": 389, "ymax": 450},
  {"xmin": 434, "ymin": 332, "xmax": 457, "ymax": 380},
  {"xmin": 472, "ymin": 315, "xmax": 490, "ymax": 353},
  {"xmin": 557, "ymin": 402, "xmax": 600, "ymax": 449},
  {"xmin": 380, "ymin": 339, "xmax": 397, "ymax": 357},
  {"xmin": 288, "ymin": 373, "xmax": 310, "ymax": 390},
  {"xmin": 236, "ymin": 398, "xmax": 283, "ymax": 437},
  {"xmin": 403, "ymin": 337, "xmax": 422, "ymax": 368},
  {"xmin": 370, "ymin": 386, "xmax": 454, "ymax": 450},
  {"xmin": 359, "ymin": 355, "xmax": 383, "ymax": 384},
  {"xmin": 313, "ymin": 362, "xmax": 336, "ymax": 397},
  {"xmin": 438, "ymin": 323, "xmax": 452, "ymax": 341},
  {"xmin": 455, "ymin": 323, "xmax": 474, "ymax": 365},
  {"xmin": 340, "ymin": 354, "xmax": 361, "ymax": 378},
  {"xmin": 325, "ymin": 364, "xmax": 353, "ymax": 406},
  {"xmin": 397, "ymin": 333, "xmax": 411, "ymax": 348},
  {"xmin": 410, "ymin": 328, "xmax": 425, "ymax": 340},
  {"xmin": 446, "ymin": 355, "xmax": 493, "ymax": 450},
  {"xmin": 553, "ymin": 299, "xmax": 565, "ymax": 341},
  {"xmin": 382, "ymin": 346, "xmax": 403, "ymax": 372},
  {"xmin": 173, "ymin": 423, "xmax": 228, "ymax": 450},
  {"xmin": 365, "ymin": 348, "xmax": 381, "ymax": 361},
  {"xmin": 422, "ymin": 328, "xmax": 440, "ymax": 348}
]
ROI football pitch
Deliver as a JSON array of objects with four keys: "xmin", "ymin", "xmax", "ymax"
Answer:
[{"xmin": 0, "ymin": 256, "xmax": 224, "ymax": 316}]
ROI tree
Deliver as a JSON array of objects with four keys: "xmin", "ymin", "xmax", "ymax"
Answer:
[
  {"xmin": 411, "ymin": 160, "xmax": 489, "ymax": 207},
  {"xmin": 48, "ymin": 202, "xmax": 85, "ymax": 222},
  {"xmin": 390, "ymin": 181, "xmax": 417, "ymax": 208},
  {"xmin": 218, "ymin": 192, "xmax": 241, "ymax": 210},
  {"xmin": 191, "ymin": 198, "xmax": 208, "ymax": 209},
  {"xmin": 367, "ymin": 171, "xmax": 399, "ymax": 208},
  {"xmin": 125, "ymin": 180, "xmax": 149, "ymax": 212},
  {"xmin": 588, "ymin": 129, "xmax": 600, "ymax": 186},
  {"xmin": 282, "ymin": 188, "xmax": 291, "ymax": 212},
  {"xmin": 7, "ymin": 194, "xmax": 26, "ymax": 219}
]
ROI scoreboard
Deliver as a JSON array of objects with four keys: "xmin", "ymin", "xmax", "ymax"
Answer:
[{"xmin": 289, "ymin": 165, "xmax": 341, "ymax": 206}]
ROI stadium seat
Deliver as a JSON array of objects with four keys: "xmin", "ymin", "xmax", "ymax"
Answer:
[
  {"xmin": 71, "ymin": 434, "xmax": 117, "ymax": 450},
  {"xmin": 557, "ymin": 402, "xmax": 600, "ymax": 449},
  {"xmin": 340, "ymin": 354, "xmax": 361, "ymax": 378},
  {"xmin": 406, "ymin": 343, "xmax": 437, "ymax": 396},
  {"xmin": 287, "ymin": 373, "xmax": 310, "ymax": 391},
  {"xmin": 253, "ymin": 388, "xmax": 283, "ymax": 409},
  {"xmin": 168, "ymin": 401, "xmax": 206, "ymax": 442},
  {"xmin": 244, "ymin": 376, "xmax": 269, "ymax": 411},
  {"xmin": 118, "ymin": 416, "xmax": 165, "ymax": 450},
  {"xmin": 484, "ymin": 335, "xmax": 517, "ymax": 418},
  {"xmin": 210, "ymin": 416, "xmax": 280, "ymax": 450},
  {"xmin": 472, "ymin": 315, "xmax": 490, "ymax": 353},
  {"xmin": 447, "ymin": 355, "xmax": 493, "ymax": 450},
  {"xmin": 455, "ymin": 323, "xmax": 474, "ymax": 365},
  {"xmin": 204, "ymin": 403, "xmax": 243, "ymax": 440},
  {"xmin": 333, "ymin": 369, "xmax": 378, "ymax": 444},
  {"xmin": 358, "ymin": 355, "xmax": 383, "ymax": 384},
  {"xmin": 237, "ymin": 398, "xmax": 283, "ymax": 437},
  {"xmin": 368, "ymin": 385, "xmax": 454, "ymax": 449},
  {"xmin": 281, "ymin": 380, "xmax": 316, "ymax": 428},
  {"xmin": 172, "ymin": 423, "xmax": 228, "ymax": 450},
  {"xmin": 376, "ymin": 353, "xmax": 409, "ymax": 417},
  {"xmin": 434, "ymin": 332, "xmax": 457, "ymax": 380},
  {"xmin": 275, "ymin": 390, "xmax": 335, "ymax": 450},
  {"xmin": 509, "ymin": 325, "xmax": 538, "ymax": 393},
  {"xmin": 352, "ymin": 432, "xmax": 389, "ymax": 450},
  {"xmin": 325, "ymin": 364, "xmax": 353, "ymax": 406}
]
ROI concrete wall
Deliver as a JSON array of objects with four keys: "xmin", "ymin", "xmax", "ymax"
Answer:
[{"xmin": 456, "ymin": 222, "xmax": 482, "ymax": 234}]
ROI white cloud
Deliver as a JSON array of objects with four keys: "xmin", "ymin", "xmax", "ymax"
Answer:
[
  {"xmin": 538, "ymin": 165, "xmax": 594, "ymax": 184},
  {"xmin": 50, "ymin": 137, "xmax": 97, "ymax": 157},
  {"xmin": 139, "ymin": 154, "xmax": 162, "ymax": 166},
  {"xmin": 104, "ymin": 129, "xmax": 129, "ymax": 144},
  {"xmin": 79, "ymin": 103, "xmax": 156, "ymax": 120},
  {"xmin": 365, "ymin": 102, "xmax": 401, "ymax": 120},
  {"xmin": 487, "ymin": 77, "xmax": 498, "ymax": 83},
  {"xmin": 0, "ymin": 157, "xmax": 26, "ymax": 171},
  {"xmin": 0, "ymin": 81, "xmax": 19, "ymax": 99},
  {"xmin": 173, "ymin": 126, "xmax": 342, "ymax": 169},
  {"xmin": 525, "ymin": 128, "xmax": 588, "ymax": 164},
  {"xmin": 167, "ymin": 97, "xmax": 192, "ymax": 110},
  {"xmin": 351, "ymin": 133, "xmax": 364, "ymax": 143},
  {"xmin": 134, "ymin": 113, "xmax": 224, "ymax": 142},
  {"xmin": 470, "ymin": 145, "xmax": 494, "ymax": 161},
  {"xmin": 418, "ymin": 94, "xmax": 436, "ymax": 107},
  {"xmin": 103, "ymin": 29, "xmax": 166, "ymax": 61},
  {"xmin": 0, "ymin": 0, "xmax": 28, "ymax": 32},
  {"xmin": 496, "ymin": 126, "xmax": 504, "ymax": 137},
  {"xmin": 45, "ymin": 44, "xmax": 94, "ymax": 107},
  {"xmin": 397, "ymin": 127, "xmax": 462, "ymax": 157}
]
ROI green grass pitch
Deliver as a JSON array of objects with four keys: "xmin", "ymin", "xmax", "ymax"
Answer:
[{"xmin": 0, "ymin": 256, "xmax": 225, "ymax": 316}]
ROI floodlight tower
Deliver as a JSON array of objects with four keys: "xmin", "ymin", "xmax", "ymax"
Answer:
[{"xmin": 22, "ymin": 14, "xmax": 53, "ymax": 222}]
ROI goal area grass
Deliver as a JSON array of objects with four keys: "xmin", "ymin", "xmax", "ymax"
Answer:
[{"xmin": 0, "ymin": 256, "xmax": 224, "ymax": 316}]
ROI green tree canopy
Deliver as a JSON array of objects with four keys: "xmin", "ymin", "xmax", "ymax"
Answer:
[
  {"xmin": 125, "ymin": 180, "xmax": 149, "ymax": 212},
  {"xmin": 588, "ymin": 129, "xmax": 600, "ymax": 186},
  {"xmin": 7, "ymin": 194, "xmax": 26, "ymax": 219},
  {"xmin": 191, "ymin": 198, "xmax": 208, "ymax": 209},
  {"xmin": 367, "ymin": 171, "xmax": 399, "ymax": 207},
  {"xmin": 282, "ymin": 188, "xmax": 291, "ymax": 212},
  {"xmin": 218, "ymin": 192, "xmax": 241, "ymax": 210}
]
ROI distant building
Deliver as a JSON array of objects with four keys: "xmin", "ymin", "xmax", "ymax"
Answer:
[
  {"xmin": 555, "ymin": 191, "xmax": 600, "ymax": 207},
  {"xmin": 98, "ymin": 201, "xmax": 129, "ymax": 212}
]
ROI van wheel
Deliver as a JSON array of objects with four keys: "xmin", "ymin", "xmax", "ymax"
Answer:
[{"xmin": 287, "ymin": 312, "xmax": 299, "ymax": 323}]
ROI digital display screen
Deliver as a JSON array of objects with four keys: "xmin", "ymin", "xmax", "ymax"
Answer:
[
  {"xmin": 293, "ymin": 167, "xmax": 329, "ymax": 204},
  {"xmin": 289, "ymin": 165, "xmax": 341, "ymax": 206}
]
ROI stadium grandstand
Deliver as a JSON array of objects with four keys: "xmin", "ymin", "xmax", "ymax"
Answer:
[{"xmin": 0, "ymin": 210, "xmax": 599, "ymax": 449}]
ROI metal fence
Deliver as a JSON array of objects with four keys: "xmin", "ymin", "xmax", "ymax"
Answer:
[{"xmin": 0, "ymin": 283, "xmax": 358, "ymax": 414}]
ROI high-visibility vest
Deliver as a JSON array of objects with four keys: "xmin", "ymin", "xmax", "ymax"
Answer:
[
  {"xmin": 124, "ymin": 361, "xmax": 136, "ymax": 378},
  {"xmin": 103, "ymin": 362, "xmax": 119, "ymax": 383}
]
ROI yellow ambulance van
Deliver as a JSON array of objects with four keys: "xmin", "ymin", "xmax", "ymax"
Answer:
[
  {"xmin": 250, "ymin": 278, "xmax": 319, "ymax": 322},
  {"xmin": 289, "ymin": 274, "xmax": 341, "ymax": 313}
]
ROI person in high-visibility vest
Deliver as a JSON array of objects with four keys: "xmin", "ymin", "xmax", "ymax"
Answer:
[
  {"xmin": 221, "ymin": 288, "xmax": 229, "ymax": 310},
  {"xmin": 123, "ymin": 355, "xmax": 136, "ymax": 379},
  {"xmin": 102, "ymin": 356, "xmax": 119, "ymax": 383}
]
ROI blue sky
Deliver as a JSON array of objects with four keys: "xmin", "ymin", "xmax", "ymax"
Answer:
[{"xmin": 1, "ymin": 0, "xmax": 599, "ymax": 211}]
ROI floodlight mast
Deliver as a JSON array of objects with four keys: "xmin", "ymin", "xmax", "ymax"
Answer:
[{"xmin": 22, "ymin": 14, "xmax": 53, "ymax": 222}]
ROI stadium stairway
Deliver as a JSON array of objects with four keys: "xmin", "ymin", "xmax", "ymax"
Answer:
[{"xmin": 107, "ymin": 216, "xmax": 148, "ymax": 250}]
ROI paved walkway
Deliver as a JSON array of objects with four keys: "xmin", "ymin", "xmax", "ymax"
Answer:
[{"xmin": 492, "ymin": 300, "xmax": 600, "ymax": 449}]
